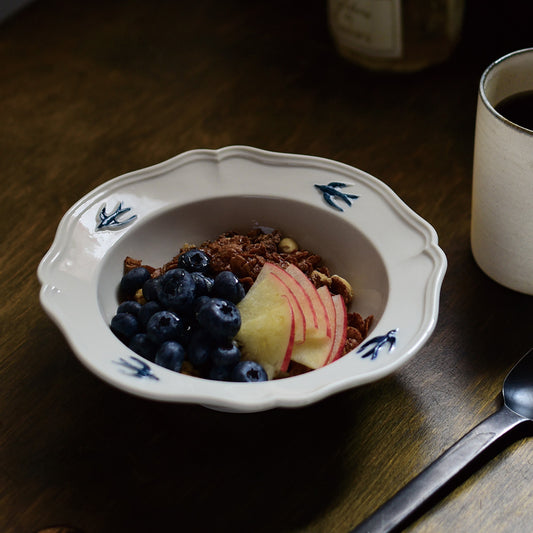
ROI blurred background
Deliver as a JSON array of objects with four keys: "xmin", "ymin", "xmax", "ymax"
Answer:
[{"xmin": 3, "ymin": 0, "xmax": 533, "ymax": 285}]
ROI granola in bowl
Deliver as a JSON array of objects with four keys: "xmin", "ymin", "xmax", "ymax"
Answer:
[{"xmin": 115, "ymin": 228, "xmax": 373, "ymax": 381}]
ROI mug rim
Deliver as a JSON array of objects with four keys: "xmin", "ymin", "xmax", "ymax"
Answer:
[{"xmin": 480, "ymin": 47, "xmax": 533, "ymax": 134}]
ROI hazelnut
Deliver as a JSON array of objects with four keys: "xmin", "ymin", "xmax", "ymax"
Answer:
[
  {"xmin": 278, "ymin": 237, "xmax": 299, "ymax": 253},
  {"xmin": 330, "ymin": 275, "xmax": 354, "ymax": 305},
  {"xmin": 310, "ymin": 270, "xmax": 331, "ymax": 288}
]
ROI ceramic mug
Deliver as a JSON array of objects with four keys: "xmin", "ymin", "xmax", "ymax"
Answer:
[{"xmin": 471, "ymin": 48, "xmax": 533, "ymax": 295}]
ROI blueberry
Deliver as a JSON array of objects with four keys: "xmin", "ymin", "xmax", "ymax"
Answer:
[
  {"xmin": 181, "ymin": 323, "xmax": 194, "ymax": 346},
  {"xmin": 177, "ymin": 249, "xmax": 211, "ymax": 274},
  {"xmin": 187, "ymin": 329, "xmax": 214, "ymax": 368},
  {"xmin": 146, "ymin": 310, "xmax": 186, "ymax": 345},
  {"xmin": 208, "ymin": 365, "xmax": 233, "ymax": 381},
  {"xmin": 193, "ymin": 295, "xmax": 211, "ymax": 315},
  {"xmin": 192, "ymin": 272, "xmax": 214, "ymax": 297},
  {"xmin": 117, "ymin": 300, "xmax": 142, "ymax": 317},
  {"xmin": 110, "ymin": 312, "xmax": 139, "ymax": 342},
  {"xmin": 196, "ymin": 298, "xmax": 241, "ymax": 342},
  {"xmin": 230, "ymin": 361, "xmax": 268, "ymax": 382},
  {"xmin": 212, "ymin": 271, "xmax": 245, "ymax": 303},
  {"xmin": 129, "ymin": 333, "xmax": 157, "ymax": 361},
  {"xmin": 158, "ymin": 268, "xmax": 195, "ymax": 313},
  {"xmin": 142, "ymin": 277, "xmax": 160, "ymax": 302},
  {"xmin": 138, "ymin": 300, "xmax": 162, "ymax": 330},
  {"xmin": 155, "ymin": 341, "xmax": 186, "ymax": 372},
  {"xmin": 120, "ymin": 267, "xmax": 151, "ymax": 296},
  {"xmin": 210, "ymin": 341, "xmax": 241, "ymax": 368}
]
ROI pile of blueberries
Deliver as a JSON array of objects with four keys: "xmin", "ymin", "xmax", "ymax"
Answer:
[{"xmin": 110, "ymin": 249, "xmax": 268, "ymax": 382}]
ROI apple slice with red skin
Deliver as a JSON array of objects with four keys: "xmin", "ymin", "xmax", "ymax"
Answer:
[
  {"xmin": 317, "ymin": 285, "xmax": 335, "ymax": 324},
  {"xmin": 291, "ymin": 285, "xmax": 336, "ymax": 369},
  {"xmin": 317, "ymin": 285, "xmax": 337, "ymax": 364},
  {"xmin": 327, "ymin": 294, "xmax": 348, "ymax": 364},
  {"xmin": 291, "ymin": 286, "xmax": 348, "ymax": 370},
  {"xmin": 236, "ymin": 266, "xmax": 300, "ymax": 376},
  {"xmin": 255, "ymin": 263, "xmax": 306, "ymax": 344},
  {"xmin": 285, "ymin": 263, "xmax": 331, "ymax": 339},
  {"xmin": 236, "ymin": 290, "xmax": 295, "ymax": 379},
  {"xmin": 290, "ymin": 333, "xmax": 333, "ymax": 369}
]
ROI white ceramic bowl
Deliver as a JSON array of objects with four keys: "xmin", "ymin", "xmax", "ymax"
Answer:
[{"xmin": 38, "ymin": 146, "xmax": 446, "ymax": 412}]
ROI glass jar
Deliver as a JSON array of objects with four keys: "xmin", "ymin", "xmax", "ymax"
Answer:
[{"xmin": 327, "ymin": 0, "xmax": 465, "ymax": 72}]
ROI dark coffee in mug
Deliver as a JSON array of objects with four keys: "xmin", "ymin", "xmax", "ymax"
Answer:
[{"xmin": 495, "ymin": 90, "xmax": 533, "ymax": 131}]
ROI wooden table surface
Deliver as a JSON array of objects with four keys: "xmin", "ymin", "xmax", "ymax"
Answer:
[{"xmin": 2, "ymin": 1, "xmax": 533, "ymax": 532}]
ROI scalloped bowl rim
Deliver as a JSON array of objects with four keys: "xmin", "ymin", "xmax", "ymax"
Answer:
[{"xmin": 38, "ymin": 146, "xmax": 447, "ymax": 412}]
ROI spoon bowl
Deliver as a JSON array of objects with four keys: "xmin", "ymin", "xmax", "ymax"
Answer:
[{"xmin": 504, "ymin": 348, "xmax": 533, "ymax": 419}]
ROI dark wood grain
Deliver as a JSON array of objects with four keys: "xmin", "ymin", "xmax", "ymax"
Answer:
[{"xmin": 1, "ymin": 1, "xmax": 533, "ymax": 532}]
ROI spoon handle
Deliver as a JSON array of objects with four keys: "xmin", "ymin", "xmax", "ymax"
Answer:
[{"xmin": 351, "ymin": 405, "xmax": 528, "ymax": 533}]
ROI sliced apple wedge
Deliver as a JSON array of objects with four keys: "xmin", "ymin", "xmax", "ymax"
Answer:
[
  {"xmin": 290, "ymin": 286, "xmax": 335, "ymax": 369},
  {"xmin": 317, "ymin": 285, "xmax": 335, "ymax": 326},
  {"xmin": 290, "ymin": 333, "xmax": 333, "ymax": 369},
  {"xmin": 236, "ymin": 296, "xmax": 295, "ymax": 379},
  {"xmin": 253, "ymin": 263, "xmax": 306, "ymax": 343},
  {"xmin": 327, "ymin": 294, "xmax": 348, "ymax": 364},
  {"xmin": 236, "ymin": 268, "xmax": 298, "ymax": 378},
  {"xmin": 285, "ymin": 263, "xmax": 331, "ymax": 339},
  {"xmin": 317, "ymin": 285, "xmax": 337, "ymax": 364}
]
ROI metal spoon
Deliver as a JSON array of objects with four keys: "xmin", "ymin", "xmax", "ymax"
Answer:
[{"xmin": 351, "ymin": 347, "xmax": 533, "ymax": 533}]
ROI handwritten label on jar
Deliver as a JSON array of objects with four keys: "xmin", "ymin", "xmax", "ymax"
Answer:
[{"xmin": 329, "ymin": 0, "xmax": 402, "ymax": 58}]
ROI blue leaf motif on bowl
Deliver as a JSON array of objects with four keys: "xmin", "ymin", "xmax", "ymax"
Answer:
[
  {"xmin": 357, "ymin": 329, "xmax": 398, "ymax": 360},
  {"xmin": 314, "ymin": 182, "xmax": 359, "ymax": 211},
  {"xmin": 96, "ymin": 201, "xmax": 137, "ymax": 231},
  {"xmin": 114, "ymin": 356, "xmax": 159, "ymax": 380}
]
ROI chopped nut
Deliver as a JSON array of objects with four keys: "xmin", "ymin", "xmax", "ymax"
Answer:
[
  {"xmin": 309, "ymin": 270, "xmax": 353, "ymax": 304},
  {"xmin": 124, "ymin": 256, "xmax": 143, "ymax": 273},
  {"xmin": 310, "ymin": 270, "xmax": 331, "ymax": 288},
  {"xmin": 278, "ymin": 237, "xmax": 299, "ymax": 253},
  {"xmin": 330, "ymin": 274, "xmax": 354, "ymax": 305},
  {"xmin": 134, "ymin": 288, "xmax": 146, "ymax": 305}
]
